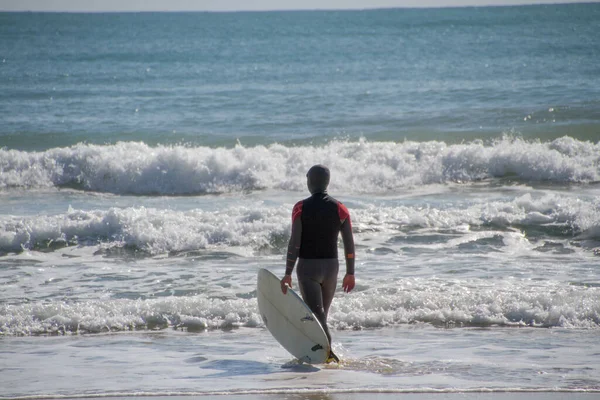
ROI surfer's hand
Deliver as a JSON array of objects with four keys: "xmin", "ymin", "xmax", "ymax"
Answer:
[
  {"xmin": 342, "ymin": 274, "xmax": 355, "ymax": 293},
  {"xmin": 281, "ymin": 274, "xmax": 292, "ymax": 294}
]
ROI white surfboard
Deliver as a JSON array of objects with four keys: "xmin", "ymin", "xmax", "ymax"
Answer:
[{"xmin": 256, "ymin": 268, "xmax": 330, "ymax": 364}]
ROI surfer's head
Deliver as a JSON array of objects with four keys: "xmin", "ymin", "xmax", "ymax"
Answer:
[{"xmin": 306, "ymin": 164, "xmax": 330, "ymax": 194}]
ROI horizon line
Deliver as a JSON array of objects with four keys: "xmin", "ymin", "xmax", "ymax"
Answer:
[{"xmin": 1, "ymin": 1, "xmax": 598, "ymax": 14}]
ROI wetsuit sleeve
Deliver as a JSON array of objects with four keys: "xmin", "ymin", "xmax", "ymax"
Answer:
[
  {"xmin": 338, "ymin": 203, "xmax": 355, "ymax": 275},
  {"xmin": 285, "ymin": 202, "xmax": 303, "ymax": 275},
  {"xmin": 292, "ymin": 201, "xmax": 302, "ymax": 223}
]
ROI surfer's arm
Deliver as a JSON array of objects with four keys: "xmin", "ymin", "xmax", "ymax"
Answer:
[
  {"xmin": 340, "ymin": 217, "xmax": 355, "ymax": 275},
  {"xmin": 340, "ymin": 215, "xmax": 355, "ymax": 293},
  {"xmin": 285, "ymin": 217, "xmax": 302, "ymax": 276},
  {"xmin": 338, "ymin": 203, "xmax": 355, "ymax": 276},
  {"xmin": 282, "ymin": 202, "xmax": 302, "ymax": 294}
]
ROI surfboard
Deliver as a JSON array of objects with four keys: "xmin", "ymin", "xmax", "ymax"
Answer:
[{"xmin": 256, "ymin": 268, "xmax": 330, "ymax": 364}]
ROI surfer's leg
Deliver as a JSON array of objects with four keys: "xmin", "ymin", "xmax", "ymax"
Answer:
[
  {"xmin": 296, "ymin": 259, "xmax": 331, "ymax": 343},
  {"xmin": 321, "ymin": 258, "xmax": 339, "ymax": 321},
  {"xmin": 320, "ymin": 259, "xmax": 340, "ymax": 363}
]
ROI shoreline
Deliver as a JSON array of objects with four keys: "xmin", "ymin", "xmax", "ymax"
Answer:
[{"xmin": 3, "ymin": 389, "xmax": 600, "ymax": 400}]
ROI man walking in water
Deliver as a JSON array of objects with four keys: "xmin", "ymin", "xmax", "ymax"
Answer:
[{"xmin": 280, "ymin": 164, "xmax": 355, "ymax": 363}]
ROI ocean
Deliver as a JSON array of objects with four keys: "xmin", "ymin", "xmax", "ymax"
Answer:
[{"xmin": 1, "ymin": 3, "xmax": 599, "ymax": 398}]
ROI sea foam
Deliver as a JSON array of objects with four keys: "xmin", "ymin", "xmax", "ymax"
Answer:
[
  {"xmin": 1, "ymin": 136, "xmax": 598, "ymax": 195},
  {"xmin": 0, "ymin": 193, "xmax": 598, "ymax": 255},
  {"xmin": 0, "ymin": 205, "xmax": 290, "ymax": 254},
  {"xmin": 1, "ymin": 277, "xmax": 597, "ymax": 336}
]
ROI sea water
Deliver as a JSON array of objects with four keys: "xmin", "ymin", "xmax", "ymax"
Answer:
[{"xmin": 1, "ymin": 4, "xmax": 599, "ymax": 398}]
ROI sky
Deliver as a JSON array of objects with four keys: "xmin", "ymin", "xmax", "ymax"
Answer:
[{"xmin": 0, "ymin": 0, "xmax": 596, "ymax": 12}]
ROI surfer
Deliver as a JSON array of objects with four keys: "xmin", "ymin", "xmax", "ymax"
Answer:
[{"xmin": 280, "ymin": 164, "xmax": 355, "ymax": 363}]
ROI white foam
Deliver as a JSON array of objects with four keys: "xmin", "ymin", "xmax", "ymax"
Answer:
[
  {"xmin": 1, "ymin": 192, "xmax": 598, "ymax": 254},
  {"xmin": 0, "ymin": 296, "xmax": 261, "ymax": 336},
  {"xmin": 354, "ymin": 192, "xmax": 600, "ymax": 239},
  {"xmin": 330, "ymin": 277, "xmax": 600, "ymax": 329},
  {"xmin": 0, "ymin": 205, "xmax": 290, "ymax": 254},
  {"xmin": 1, "ymin": 136, "xmax": 598, "ymax": 194},
  {"xmin": 1, "ymin": 277, "xmax": 597, "ymax": 336}
]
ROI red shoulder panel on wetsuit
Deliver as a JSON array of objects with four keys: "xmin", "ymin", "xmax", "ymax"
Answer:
[
  {"xmin": 292, "ymin": 201, "xmax": 303, "ymax": 223},
  {"xmin": 338, "ymin": 202, "xmax": 350, "ymax": 224}
]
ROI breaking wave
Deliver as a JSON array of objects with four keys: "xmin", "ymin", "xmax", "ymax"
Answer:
[
  {"xmin": 1, "ymin": 277, "xmax": 598, "ymax": 336},
  {"xmin": 0, "ymin": 193, "xmax": 599, "ymax": 255},
  {"xmin": 1, "ymin": 136, "xmax": 599, "ymax": 195}
]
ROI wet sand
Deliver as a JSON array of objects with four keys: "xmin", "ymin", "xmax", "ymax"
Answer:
[{"xmin": 37, "ymin": 392, "xmax": 599, "ymax": 400}]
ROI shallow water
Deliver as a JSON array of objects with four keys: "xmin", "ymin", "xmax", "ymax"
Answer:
[
  {"xmin": 1, "ymin": 4, "xmax": 599, "ymax": 398},
  {"xmin": 2, "ymin": 325, "xmax": 599, "ymax": 398}
]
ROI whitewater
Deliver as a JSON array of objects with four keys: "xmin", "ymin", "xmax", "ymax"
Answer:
[
  {"xmin": 2, "ymin": 4, "xmax": 600, "ymax": 398},
  {"xmin": 1, "ymin": 137, "xmax": 599, "ymax": 341},
  {"xmin": 1, "ymin": 136, "xmax": 599, "ymax": 194}
]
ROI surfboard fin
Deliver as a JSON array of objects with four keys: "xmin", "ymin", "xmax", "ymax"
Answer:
[{"xmin": 325, "ymin": 350, "xmax": 340, "ymax": 364}]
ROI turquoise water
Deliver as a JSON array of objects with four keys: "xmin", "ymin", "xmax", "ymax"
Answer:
[{"xmin": 1, "ymin": 4, "xmax": 599, "ymax": 398}]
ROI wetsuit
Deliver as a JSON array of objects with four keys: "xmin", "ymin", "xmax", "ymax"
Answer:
[{"xmin": 285, "ymin": 191, "xmax": 355, "ymax": 345}]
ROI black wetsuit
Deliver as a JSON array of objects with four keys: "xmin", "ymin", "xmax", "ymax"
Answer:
[{"xmin": 285, "ymin": 192, "xmax": 355, "ymax": 344}]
